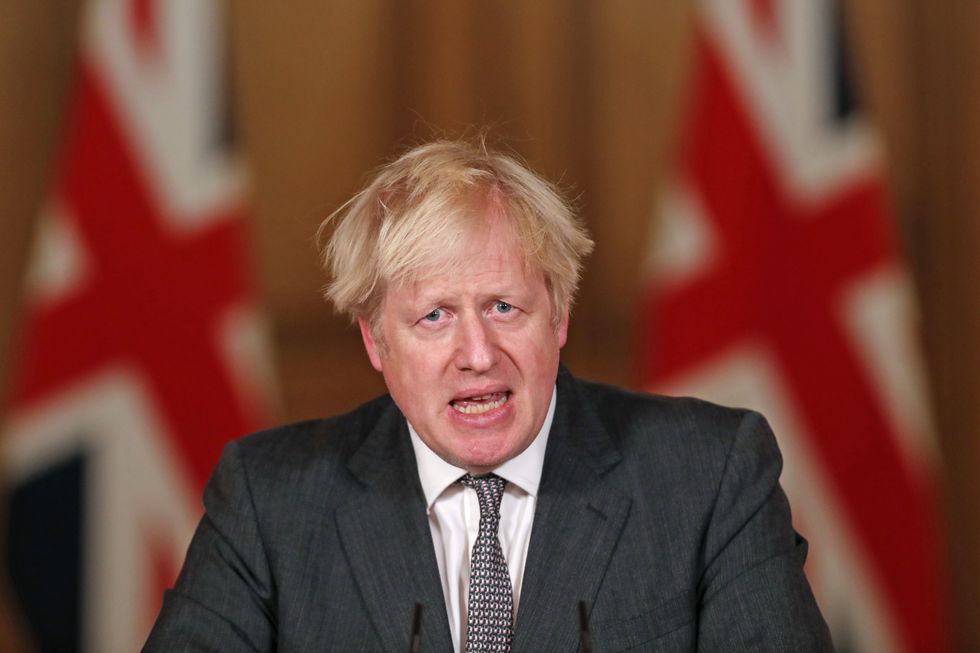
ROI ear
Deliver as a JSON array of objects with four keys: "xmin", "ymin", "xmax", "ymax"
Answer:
[
  {"xmin": 556, "ymin": 306, "xmax": 570, "ymax": 349},
  {"xmin": 358, "ymin": 317, "xmax": 384, "ymax": 372}
]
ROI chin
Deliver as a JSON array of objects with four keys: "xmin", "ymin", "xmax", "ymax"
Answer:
[{"xmin": 456, "ymin": 440, "xmax": 520, "ymax": 472}]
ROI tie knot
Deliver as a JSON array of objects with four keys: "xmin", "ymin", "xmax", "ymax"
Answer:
[{"xmin": 459, "ymin": 473, "xmax": 506, "ymax": 515}]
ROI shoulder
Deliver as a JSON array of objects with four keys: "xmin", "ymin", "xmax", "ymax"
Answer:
[
  {"xmin": 567, "ymin": 373, "xmax": 767, "ymax": 449},
  {"xmin": 559, "ymin": 370, "xmax": 781, "ymax": 483},
  {"xmin": 209, "ymin": 393, "xmax": 401, "ymax": 503},
  {"xmin": 574, "ymin": 375, "xmax": 748, "ymax": 430},
  {"xmin": 236, "ymin": 393, "xmax": 397, "ymax": 458}
]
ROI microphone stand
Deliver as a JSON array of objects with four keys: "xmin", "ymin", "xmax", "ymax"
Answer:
[
  {"xmin": 408, "ymin": 603, "xmax": 422, "ymax": 653},
  {"xmin": 578, "ymin": 601, "xmax": 593, "ymax": 653}
]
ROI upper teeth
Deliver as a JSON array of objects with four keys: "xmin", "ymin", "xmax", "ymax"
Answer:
[{"xmin": 453, "ymin": 393, "xmax": 507, "ymax": 414}]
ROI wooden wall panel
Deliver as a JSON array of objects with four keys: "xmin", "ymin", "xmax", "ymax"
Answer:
[
  {"xmin": 910, "ymin": 0, "xmax": 980, "ymax": 647},
  {"xmin": 578, "ymin": 0, "xmax": 694, "ymax": 381},
  {"xmin": 231, "ymin": 1, "xmax": 397, "ymax": 418},
  {"xmin": 497, "ymin": 0, "xmax": 580, "ymax": 176},
  {"xmin": 232, "ymin": 0, "xmax": 395, "ymax": 328},
  {"xmin": 393, "ymin": 0, "xmax": 478, "ymax": 132}
]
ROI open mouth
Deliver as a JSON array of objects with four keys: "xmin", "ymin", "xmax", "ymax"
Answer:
[{"xmin": 450, "ymin": 391, "xmax": 510, "ymax": 415}]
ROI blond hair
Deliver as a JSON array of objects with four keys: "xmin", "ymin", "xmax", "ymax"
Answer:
[{"xmin": 319, "ymin": 139, "xmax": 593, "ymax": 329}]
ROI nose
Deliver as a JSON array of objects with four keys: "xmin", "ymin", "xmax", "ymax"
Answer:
[{"xmin": 453, "ymin": 314, "xmax": 499, "ymax": 373}]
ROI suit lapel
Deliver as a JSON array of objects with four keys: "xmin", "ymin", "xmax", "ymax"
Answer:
[
  {"xmin": 336, "ymin": 407, "xmax": 453, "ymax": 653},
  {"xmin": 512, "ymin": 370, "xmax": 631, "ymax": 652}
]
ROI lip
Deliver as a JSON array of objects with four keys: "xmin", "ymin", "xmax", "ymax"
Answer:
[
  {"xmin": 446, "ymin": 389, "xmax": 515, "ymax": 427},
  {"xmin": 449, "ymin": 385, "xmax": 511, "ymax": 403}
]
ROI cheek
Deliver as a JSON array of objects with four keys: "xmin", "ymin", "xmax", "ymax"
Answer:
[
  {"xmin": 386, "ymin": 347, "xmax": 445, "ymax": 394},
  {"xmin": 530, "ymin": 329, "xmax": 563, "ymax": 363}
]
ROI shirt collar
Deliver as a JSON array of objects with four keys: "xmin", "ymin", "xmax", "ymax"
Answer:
[{"xmin": 409, "ymin": 386, "xmax": 557, "ymax": 510}]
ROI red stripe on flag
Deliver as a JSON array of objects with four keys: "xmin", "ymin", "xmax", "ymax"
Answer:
[
  {"xmin": 748, "ymin": 0, "xmax": 781, "ymax": 44},
  {"xmin": 129, "ymin": 0, "xmax": 159, "ymax": 57}
]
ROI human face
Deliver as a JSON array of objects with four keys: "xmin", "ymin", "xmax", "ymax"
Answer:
[{"xmin": 359, "ymin": 219, "xmax": 568, "ymax": 475}]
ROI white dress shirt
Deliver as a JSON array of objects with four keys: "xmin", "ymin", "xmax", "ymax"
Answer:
[{"xmin": 409, "ymin": 387, "xmax": 556, "ymax": 653}]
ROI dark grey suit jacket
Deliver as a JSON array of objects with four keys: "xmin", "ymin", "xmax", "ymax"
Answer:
[{"xmin": 144, "ymin": 368, "xmax": 832, "ymax": 651}]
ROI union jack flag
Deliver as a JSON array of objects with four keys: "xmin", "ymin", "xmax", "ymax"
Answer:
[
  {"xmin": 641, "ymin": 1, "xmax": 949, "ymax": 651},
  {"xmin": 2, "ymin": 2, "xmax": 276, "ymax": 651}
]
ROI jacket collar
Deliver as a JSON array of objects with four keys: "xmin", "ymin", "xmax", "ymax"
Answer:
[
  {"xmin": 338, "ymin": 401, "xmax": 455, "ymax": 652},
  {"xmin": 512, "ymin": 367, "xmax": 631, "ymax": 651}
]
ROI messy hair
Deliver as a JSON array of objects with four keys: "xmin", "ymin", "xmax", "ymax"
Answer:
[{"xmin": 318, "ymin": 139, "xmax": 594, "ymax": 329}]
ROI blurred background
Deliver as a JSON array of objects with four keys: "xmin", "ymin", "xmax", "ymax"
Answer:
[{"xmin": 1, "ymin": 1, "xmax": 977, "ymax": 651}]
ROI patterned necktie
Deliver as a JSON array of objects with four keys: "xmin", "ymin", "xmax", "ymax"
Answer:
[{"xmin": 459, "ymin": 473, "xmax": 513, "ymax": 652}]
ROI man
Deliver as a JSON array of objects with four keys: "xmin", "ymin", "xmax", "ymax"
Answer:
[{"xmin": 145, "ymin": 140, "xmax": 833, "ymax": 651}]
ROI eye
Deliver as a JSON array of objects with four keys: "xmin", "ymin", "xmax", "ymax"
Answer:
[
  {"xmin": 494, "ymin": 301, "xmax": 513, "ymax": 314},
  {"xmin": 423, "ymin": 308, "xmax": 443, "ymax": 322}
]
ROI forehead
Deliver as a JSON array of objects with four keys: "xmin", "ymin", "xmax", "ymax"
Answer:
[{"xmin": 390, "ymin": 220, "xmax": 540, "ymax": 301}]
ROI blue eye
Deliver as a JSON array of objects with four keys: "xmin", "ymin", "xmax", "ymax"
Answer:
[
  {"xmin": 424, "ymin": 308, "xmax": 443, "ymax": 322},
  {"xmin": 495, "ymin": 302, "xmax": 513, "ymax": 314}
]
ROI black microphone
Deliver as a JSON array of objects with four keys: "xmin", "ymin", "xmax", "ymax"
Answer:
[
  {"xmin": 578, "ymin": 601, "xmax": 593, "ymax": 653},
  {"xmin": 408, "ymin": 603, "xmax": 422, "ymax": 653}
]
